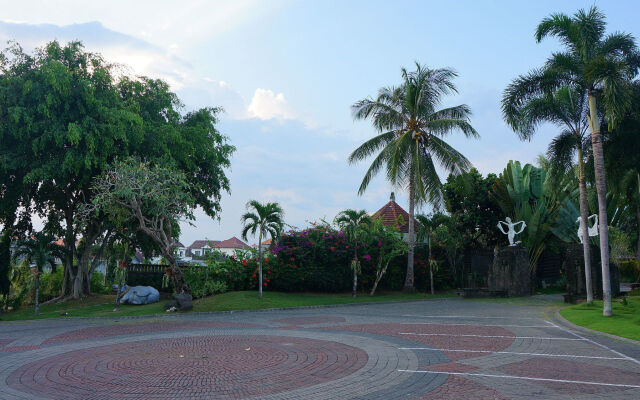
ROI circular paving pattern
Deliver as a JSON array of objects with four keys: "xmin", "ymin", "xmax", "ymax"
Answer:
[{"xmin": 8, "ymin": 335, "xmax": 368, "ymax": 399}]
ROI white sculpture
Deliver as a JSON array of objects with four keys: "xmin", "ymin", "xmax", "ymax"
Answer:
[
  {"xmin": 576, "ymin": 214, "xmax": 599, "ymax": 243},
  {"xmin": 497, "ymin": 217, "xmax": 526, "ymax": 246}
]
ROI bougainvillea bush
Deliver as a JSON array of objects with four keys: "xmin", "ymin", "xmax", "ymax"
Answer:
[{"xmin": 264, "ymin": 222, "xmax": 455, "ymax": 293}]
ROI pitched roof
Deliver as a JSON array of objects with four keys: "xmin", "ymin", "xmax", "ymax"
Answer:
[
  {"xmin": 171, "ymin": 240, "xmax": 185, "ymax": 248},
  {"xmin": 371, "ymin": 192, "xmax": 415, "ymax": 234},
  {"xmin": 261, "ymin": 238, "xmax": 272, "ymax": 246},
  {"xmin": 218, "ymin": 237, "xmax": 251, "ymax": 249},
  {"xmin": 187, "ymin": 237, "xmax": 250, "ymax": 251}
]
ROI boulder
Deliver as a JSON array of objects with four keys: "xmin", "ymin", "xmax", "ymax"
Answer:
[
  {"xmin": 118, "ymin": 285, "xmax": 160, "ymax": 305},
  {"xmin": 164, "ymin": 293, "xmax": 193, "ymax": 312}
]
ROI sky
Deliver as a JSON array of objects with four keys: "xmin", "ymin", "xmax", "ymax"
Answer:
[{"xmin": 1, "ymin": 0, "xmax": 639, "ymax": 246}]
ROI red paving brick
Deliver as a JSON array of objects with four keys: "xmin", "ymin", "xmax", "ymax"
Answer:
[
  {"xmin": 412, "ymin": 376, "xmax": 511, "ymax": 400},
  {"xmin": 497, "ymin": 357, "xmax": 640, "ymax": 395},
  {"xmin": 43, "ymin": 321, "xmax": 263, "ymax": 344},
  {"xmin": 8, "ymin": 335, "xmax": 368, "ymax": 399},
  {"xmin": 274, "ymin": 316, "xmax": 346, "ymax": 325},
  {"xmin": 326, "ymin": 323, "xmax": 515, "ymax": 360}
]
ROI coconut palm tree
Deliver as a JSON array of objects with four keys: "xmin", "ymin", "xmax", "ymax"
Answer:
[
  {"xmin": 241, "ymin": 200, "xmax": 284, "ymax": 299},
  {"xmin": 335, "ymin": 209, "xmax": 371, "ymax": 298},
  {"xmin": 349, "ymin": 62, "xmax": 478, "ymax": 292},
  {"xmin": 503, "ymin": 6, "xmax": 639, "ymax": 315},
  {"xmin": 502, "ymin": 85, "xmax": 595, "ymax": 303},
  {"xmin": 12, "ymin": 232, "xmax": 65, "ymax": 315}
]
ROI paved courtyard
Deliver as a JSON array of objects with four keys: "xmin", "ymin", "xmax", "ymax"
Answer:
[{"xmin": 1, "ymin": 296, "xmax": 639, "ymax": 399}]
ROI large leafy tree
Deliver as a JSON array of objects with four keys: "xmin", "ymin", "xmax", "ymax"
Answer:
[
  {"xmin": 89, "ymin": 159, "xmax": 195, "ymax": 294},
  {"xmin": 335, "ymin": 209, "xmax": 371, "ymax": 298},
  {"xmin": 241, "ymin": 201, "xmax": 285, "ymax": 299},
  {"xmin": 12, "ymin": 232, "xmax": 65, "ymax": 315},
  {"xmin": 349, "ymin": 62, "xmax": 478, "ymax": 292},
  {"xmin": 502, "ymin": 83, "xmax": 595, "ymax": 303},
  {"xmin": 443, "ymin": 168, "xmax": 501, "ymax": 250},
  {"xmin": 504, "ymin": 7, "xmax": 639, "ymax": 315},
  {"xmin": 0, "ymin": 41, "xmax": 234, "ymax": 299}
]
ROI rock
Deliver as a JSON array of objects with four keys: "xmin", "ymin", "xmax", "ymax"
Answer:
[
  {"xmin": 174, "ymin": 293, "xmax": 193, "ymax": 312},
  {"xmin": 488, "ymin": 246, "xmax": 531, "ymax": 296},
  {"xmin": 562, "ymin": 243, "xmax": 620, "ymax": 300},
  {"xmin": 119, "ymin": 285, "xmax": 160, "ymax": 305}
]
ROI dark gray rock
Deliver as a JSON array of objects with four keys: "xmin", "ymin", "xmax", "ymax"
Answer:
[
  {"xmin": 563, "ymin": 243, "xmax": 620, "ymax": 300},
  {"xmin": 488, "ymin": 246, "xmax": 531, "ymax": 296},
  {"xmin": 174, "ymin": 293, "xmax": 193, "ymax": 312}
]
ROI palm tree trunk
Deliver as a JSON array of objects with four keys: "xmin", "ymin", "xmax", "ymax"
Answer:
[
  {"xmin": 429, "ymin": 232, "xmax": 434, "ymax": 295},
  {"xmin": 588, "ymin": 92, "xmax": 612, "ymax": 316},
  {"xmin": 577, "ymin": 149, "xmax": 593, "ymax": 304},
  {"xmin": 404, "ymin": 175, "xmax": 416, "ymax": 292},
  {"xmin": 258, "ymin": 231, "xmax": 263, "ymax": 299},
  {"xmin": 34, "ymin": 274, "xmax": 40, "ymax": 316},
  {"xmin": 352, "ymin": 241, "xmax": 358, "ymax": 298}
]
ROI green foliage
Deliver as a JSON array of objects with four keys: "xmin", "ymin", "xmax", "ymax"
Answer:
[
  {"xmin": 182, "ymin": 266, "xmax": 228, "ymax": 299},
  {"xmin": 618, "ymin": 260, "xmax": 639, "ymax": 283},
  {"xmin": 491, "ymin": 161, "xmax": 571, "ymax": 272},
  {"xmin": 349, "ymin": 62, "xmax": 478, "ymax": 207},
  {"xmin": 0, "ymin": 230, "xmax": 11, "ymax": 296},
  {"xmin": 443, "ymin": 169, "xmax": 502, "ymax": 249}
]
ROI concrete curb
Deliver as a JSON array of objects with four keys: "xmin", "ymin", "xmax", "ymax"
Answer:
[
  {"xmin": 0, "ymin": 296, "xmax": 454, "ymax": 324},
  {"xmin": 554, "ymin": 309, "xmax": 640, "ymax": 346}
]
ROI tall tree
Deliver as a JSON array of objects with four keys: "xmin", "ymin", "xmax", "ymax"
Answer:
[
  {"xmin": 502, "ymin": 7, "xmax": 639, "ymax": 315},
  {"xmin": 12, "ymin": 232, "xmax": 65, "ymax": 315},
  {"xmin": 89, "ymin": 159, "xmax": 198, "ymax": 294},
  {"xmin": 0, "ymin": 41, "xmax": 234, "ymax": 299},
  {"xmin": 335, "ymin": 209, "xmax": 371, "ymax": 298},
  {"xmin": 503, "ymin": 84, "xmax": 595, "ymax": 303},
  {"xmin": 349, "ymin": 62, "xmax": 478, "ymax": 292},
  {"xmin": 241, "ymin": 201, "xmax": 285, "ymax": 299}
]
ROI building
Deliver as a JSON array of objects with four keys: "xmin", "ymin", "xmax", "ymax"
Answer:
[
  {"xmin": 371, "ymin": 192, "xmax": 420, "ymax": 242},
  {"xmin": 187, "ymin": 237, "xmax": 251, "ymax": 257}
]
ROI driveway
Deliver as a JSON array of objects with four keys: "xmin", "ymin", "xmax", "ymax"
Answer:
[{"xmin": 1, "ymin": 295, "xmax": 639, "ymax": 399}]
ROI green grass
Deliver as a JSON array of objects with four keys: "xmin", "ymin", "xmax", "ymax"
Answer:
[
  {"xmin": 0, "ymin": 291, "xmax": 452, "ymax": 321},
  {"xmin": 560, "ymin": 297, "xmax": 640, "ymax": 342}
]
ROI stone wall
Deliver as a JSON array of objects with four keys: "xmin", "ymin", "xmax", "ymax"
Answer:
[
  {"xmin": 563, "ymin": 243, "xmax": 620, "ymax": 298},
  {"xmin": 488, "ymin": 246, "xmax": 531, "ymax": 296}
]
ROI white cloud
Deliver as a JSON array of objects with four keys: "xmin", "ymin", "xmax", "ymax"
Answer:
[{"xmin": 247, "ymin": 88, "xmax": 297, "ymax": 121}]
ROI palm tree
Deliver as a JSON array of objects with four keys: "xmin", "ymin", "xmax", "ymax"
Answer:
[
  {"xmin": 335, "ymin": 209, "xmax": 371, "ymax": 298},
  {"xmin": 415, "ymin": 215, "xmax": 436, "ymax": 294},
  {"xmin": 503, "ymin": 7, "xmax": 639, "ymax": 315},
  {"xmin": 349, "ymin": 62, "xmax": 478, "ymax": 292},
  {"xmin": 241, "ymin": 200, "xmax": 285, "ymax": 299},
  {"xmin": 503, "ymin": 85, "xmax": 595, "ymax": 303},
  {"xmin": 12, "ymin": 232, "xmax": 65, "ymax": 315}
]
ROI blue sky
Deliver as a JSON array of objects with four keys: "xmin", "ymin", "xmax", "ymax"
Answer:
[{"xmin": 1, "ymin": 0, "xmax": 638, "ymax": 245}]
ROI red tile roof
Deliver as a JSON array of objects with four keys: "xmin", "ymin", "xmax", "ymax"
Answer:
[
  {"xmin": 371, "ymin": 193, "xmax": 416, "ymax": 234},
  {"xmin": 187, "ymin": 237, "xmax": 250, "ymax": 253}
]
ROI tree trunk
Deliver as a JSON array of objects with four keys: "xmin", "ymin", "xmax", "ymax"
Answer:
[
  {"xmin": 588, "ymin": 93, "xmax": 612, "ymax": 316},
  {"xmin": 166, "ymin": 252, "xmax": 189, "ymax": 295},
  {"xmin": 34, "ymin": 274, "xmax": 40, "ymax": 316},
  {"xmin": 577, "ymin": 150, "xmax": 593, "ymax": 304},
  {"xmin": 429, "ymin": 233, "xmax": 434, "ymax": 295},
  {"xmin": 352, "ymin": 240, "xmax": 358, "ymax": 298},
  {"xmin": 403, "ymin": 175, "xmax": 416, "ymax": 292},
  {"xmin": 258, "ymin": 231, "xmax": 263, "ymax": 299},
  {"xmin": 370, "ymin": 260, "xmax": 388, "ymax": 296}
]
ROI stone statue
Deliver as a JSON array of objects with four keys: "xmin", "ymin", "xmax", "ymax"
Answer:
[
  {"xmin": 497, "ymin": 217, "xmax": 526, "ymax": 246},
  {"xmin": 117, "ymin": 284, "xmax": 160, "ymax": 305},
  {"xmin": 576, "ymin": 214, "xmax": 599, "ymax": 244}
]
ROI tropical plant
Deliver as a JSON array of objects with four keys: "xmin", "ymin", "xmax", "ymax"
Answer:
[
  {"xmin": 349, "ymin": 62, "xmax": 478, "ymax": 292},
  {"xmin": 241, "ymin": 200, "xmax": 285, "ymax": 299},
  {"xmin": 368, "ymin": 220, "xmax": 408, "ymax": 296},
  {"xmin": 491, "ymin": 161, "xmax": 572, "ymax": 284},
  {"xmin": 335, "ymin": 209, "xmax": 372, "ymax": 297},
  {"xmin": 11, "ymin": 232, "xmax": 65, "ymax": 315},
  {"xmin": 503, "ymin": 83, "xmax": 596, "ymax": 303},
  {"xmin": 507, "ymin": 6, "xmax": 639, "ymax": 315}
]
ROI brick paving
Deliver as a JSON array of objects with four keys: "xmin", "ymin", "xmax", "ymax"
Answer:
[{"xmin": 0, "ymin": 295, "xmax": 639, "ymax": 399}]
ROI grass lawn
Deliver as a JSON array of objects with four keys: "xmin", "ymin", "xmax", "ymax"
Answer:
[
  {"xmin": 0, "ymin": 290, "xmax": 452, "ymax": 321},
  {"xmin": 560, "ymin": 297, "xmax": 640, "ymax": 342}
]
